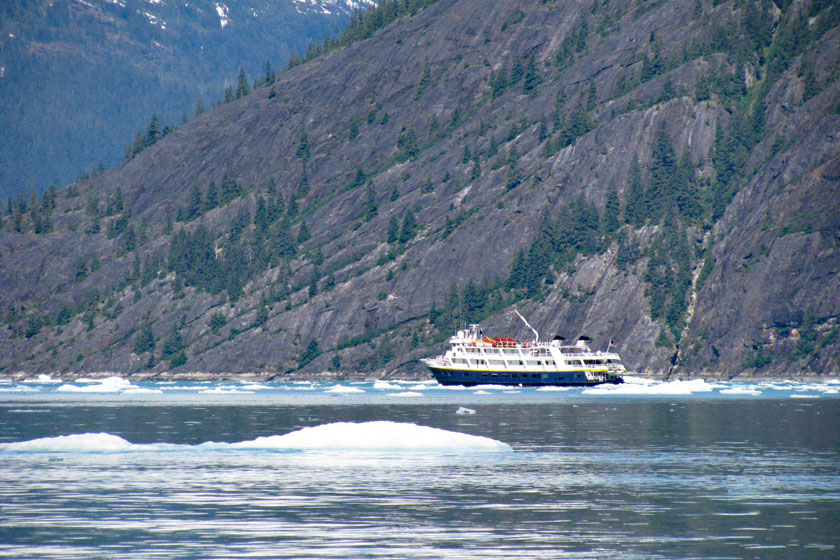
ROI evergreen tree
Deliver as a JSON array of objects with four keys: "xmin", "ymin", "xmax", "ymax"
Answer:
[
  {"xmin": 522, "ymin": 52, "xmax": 540, "ymax": 96},
  {"xmin": 624, "ymin": 155, "xmax": 645, "ymax": 227},
  {"xmin": 185, "ymin": 184, "xmax": 202, "ymax": 221},
  {"xmin": 133, "ymin": 323, "xmax": 156, "ymax": 354},
  {"xmin": 398, "ymin": 210, "xmax": 418, "ymax": 243},
  {"xmin": 220, "ymin": 168, "xmax": 244, "ymax": 204},
  {"xmin": 204, "ymin": 181, "xmax": 219, "ymax": 211},
  {"xmin": 387, "ymin": 215, "xmax": 400, "ymax": 243},
  {"xmin": 263, "ymin": 59, "xmax": 275, "ymax": 85},
  {"xmin": 415, "ymin": 56, "xmax": 431, "ymax": 100},
  {"xmin": 236, "ymin": 67, "xmax": 250, "ymax": 98},
  {"xmin": 145, "ymin": 115, "xmax": 162, "ymax": 148},
  {"xmin": 297, "ymin": 222, "xmax": 311, "ymax": 244},
  {"xmin": 602, "ymin": 184, "xmax": 621, "ymax": 236},
  {"xmin": 365, "ymin": 182, "xmax": 378, "ymax": 220},
  {"xmin": 299, "ymin": 339, "xmax": 320, "ymax": 367}
]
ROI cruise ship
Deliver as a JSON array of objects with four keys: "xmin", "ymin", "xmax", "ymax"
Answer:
[{"xmin": 421, "ymin": 312, "xmax": 625, "ymax": 387}]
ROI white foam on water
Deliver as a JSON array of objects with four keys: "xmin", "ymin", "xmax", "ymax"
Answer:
[
  {"xmin": 0, "ymin": 422, "xmax": 513, "ymax": 454},
  {"xmin": 583, "ymin": 378, "xmax": 717, "ymax": 395},
  {"xmin": 325, "ymin": 385, "xmax": 364, "ymax": 394}
]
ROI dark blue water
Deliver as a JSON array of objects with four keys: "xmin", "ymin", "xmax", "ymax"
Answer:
[{"xmin": 1, "ymin": 378, "xmax": 838, "ymax": 558}]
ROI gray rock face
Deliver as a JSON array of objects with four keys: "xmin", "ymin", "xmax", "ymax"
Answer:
[{"xmin": 1, "ymin": 0, "xmax": 838, "ymax": 379}]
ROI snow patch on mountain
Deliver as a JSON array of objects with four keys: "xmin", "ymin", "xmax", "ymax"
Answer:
[{"xmin": 214, "ymin": 2, "xmax": 229, "ymax": 27}]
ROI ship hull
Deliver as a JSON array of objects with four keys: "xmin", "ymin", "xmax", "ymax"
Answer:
[{"xmin": 426, "ymin": 366, "xmax": 623, "ymax": 387}]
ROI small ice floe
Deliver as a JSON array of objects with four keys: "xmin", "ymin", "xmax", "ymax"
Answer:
[
  {"xmin": 0, "ymin": 433, "xmax": 136, "ymax": 453},
  {"xmin": 389, "ymin": 391, "xmax": 423, "ymax": 398},
  {"xmin": 456, "ymin": 407, "xmax": 476, "ymax": 415},
  {"xmin": 720, "ymin": 386, "xmax": 762, "ymax": 396},
  {"xmin": 199, "ymin": 386, "xmax": 254, "ymax": 394},
  {"xmin": 373, "ymin": 381, "xmax": 401, "ymax": 390},
  {"xmin": 583, "ymin": 378, "xmax": 716, "ymax": 395},
  {"xmin": 324, "ymin": 385, "xmax": 364, "ymax": 394},
  {"xmin": 57, "ymin": 376, "xmax": 132, "ymax": 393}
]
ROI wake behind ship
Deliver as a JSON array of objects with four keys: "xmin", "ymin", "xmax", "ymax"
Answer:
[{"xmin": 421, "ymin": 314, "xmax": 625, "ymax": 387}]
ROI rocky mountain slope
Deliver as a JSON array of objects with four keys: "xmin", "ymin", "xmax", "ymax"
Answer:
[
  {"xmin": 1, "ymin": 0, "xmax": 839, "ymax": 379},
  {"xmin": 0, "ymin": 0, "xmax": 373, "ymax": 198}
]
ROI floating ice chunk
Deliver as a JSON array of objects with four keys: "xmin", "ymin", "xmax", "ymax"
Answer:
[
  {"xmin": 390, "ymin": 391, "xmax": 423, "ymax": 397},
  {"xmin": 456, "ymin": 407, "xmax": 476, "ymax": 415},
  {"xmin": 720, "ymin": 387, "xmax": 762, "ymax": 396},
  {"xmin": 325, "ymin": 385, "xmax": 364, "ymax": 394},
  {"xmin": 536, "ymin": 386, "xmax": 570, "ymax": 391},
  {"xmin": 241, "ymin": 383, "xmax": 271, "ymax": 390},
  {"xmin": 199, "ymin": 387, "xmax": 254, "ymax": 394},
  {"xmin": 409, "ymin": 384, "xmax": 432, "ymax": 391},
  {"xmin": 373, "ymin": 381, "xmax": 400, "ymax": 390},
  {"xmin": 1, "ymin": 423, "xmax": 513, "ymax": 454},
  {"xmin": 1, "ymin": 433, "xmax": 135, "ymax": 453},
  {"xmin": 230, "ymin": 421, "xmax": 512, "ymax": 452},
  {"xmin": 473, "ymin": 390, "xmax": 490, "ymax": 395},
  {"xmin": 57, "ymin": 377, "xmax": 132, "ymax": 393}
]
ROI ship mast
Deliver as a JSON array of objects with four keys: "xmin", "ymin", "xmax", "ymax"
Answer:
[{"xmin": 514, "ymin": 309, "xmax": 539, "ymax": 344}]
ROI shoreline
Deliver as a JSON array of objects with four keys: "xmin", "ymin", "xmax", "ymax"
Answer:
[{"xmin": 1, "ymin": 371, "xmax": 836, "ymax": 384}]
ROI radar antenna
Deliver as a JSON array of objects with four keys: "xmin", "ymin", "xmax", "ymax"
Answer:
[{"xmin": 514, "ymin": 309, "xmax": 539, "ymax": 343}]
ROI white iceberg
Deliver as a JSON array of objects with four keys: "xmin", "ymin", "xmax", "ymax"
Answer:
[
  {"xmin": 325, "ymin": 385, "xmax": 365, "ymax": 394},
  {"xmin": 230, "ymin": 421, "xmax": 512, "ymax": 452},
  {"xmin": 0, "ymin": 433, "xmax": 136, "ymax": 452},
  {"xmin": 1, "ymin": 423, "xmax": 513, "ymax": 454},
  {"xmin": 56, "ymin": 377, "xmax": 133, "ymax": 393}
]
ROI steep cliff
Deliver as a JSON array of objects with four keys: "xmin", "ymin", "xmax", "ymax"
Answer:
[{"xmin": 1, "ymin": 0, "xmax": 838, "ymax": 379}]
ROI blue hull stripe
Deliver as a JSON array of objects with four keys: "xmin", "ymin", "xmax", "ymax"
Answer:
[{"xmin": 426, "ymin": 366, "xmax": 623, "ymax": 387}]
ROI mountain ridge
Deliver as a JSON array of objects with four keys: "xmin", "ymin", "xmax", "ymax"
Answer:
[{"xmin": 1, "ymin": 0, "xmax": 839, "ymax": 379}]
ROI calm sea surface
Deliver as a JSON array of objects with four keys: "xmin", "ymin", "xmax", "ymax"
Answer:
[{"xmin": 1, "ymin": 377, "xmax": 838, "ymax": 559}]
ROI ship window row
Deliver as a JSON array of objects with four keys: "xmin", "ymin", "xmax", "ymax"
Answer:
[
  {"xmin": 480, "ymin": 373, "xmax": 547, "ymax": 379},
  {"xmin": 450, "ymin": 359, "xmax": 560, "ymax": 367}
]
